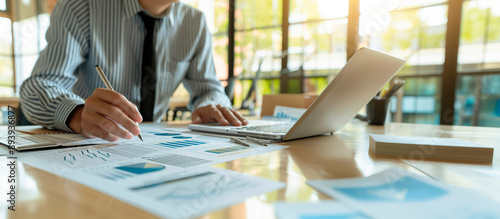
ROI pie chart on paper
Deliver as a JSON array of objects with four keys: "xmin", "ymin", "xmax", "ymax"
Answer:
[{"xmin": 115, "ymin": 163, "xmax": 165, "ymax": 175}]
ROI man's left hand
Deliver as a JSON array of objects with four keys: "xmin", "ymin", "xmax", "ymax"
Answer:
[{"xmin": 191, "ymin": 104, "xmax": 248, "ymax": 126}]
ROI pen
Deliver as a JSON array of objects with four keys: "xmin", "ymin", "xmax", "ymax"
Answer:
[
  {"xmin": 95, "ymin": 65, "xmax": 144, "ymax": 142},
  {"xmin": 382, "ymin": 80, "xmax": 405, "ymax": 99},
  {"xmin": 380, "ymin": 81, "xmax": 397, "ymax": 99},
  {"xmin": 229, "ymin": 137, "xmax": 250, "ymax": 147},
  {"xmin": 378, "ymin": 87, "xmax": 389, "ymax": 99}
]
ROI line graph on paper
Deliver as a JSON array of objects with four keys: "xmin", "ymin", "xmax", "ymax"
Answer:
[{"xmin": 36, "ymin": 147, "xmax": 128, "ymax": 168}]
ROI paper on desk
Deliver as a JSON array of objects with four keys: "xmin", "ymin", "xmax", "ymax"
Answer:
[
  {"xmin": 0, "ymin": 145, "xmax": 9, "ymax": 156},
  {"xmin": 307, "ymin": 168, "xmax": 500, "ymax": 219},
  {"xmin": 90, "ymin": 167, "xmax": 284, "ymax": 218},
  {"xmin": 405, "ymin": 160, "xmax": 500, "ymax": 203},
  {"xmin": 273, "ymin": 106, "xmax": 307, "ymax": 121},
  {"xmin": 17, "ymin": 126, "xmax": 287, "ymax": 175},
  {"xmin": 15, "ymin": 126, "xmax": 288, "ymax": 217},
  {"xmin": 274, "ymin": 201, "xmax": 369, "ymax": 219}
]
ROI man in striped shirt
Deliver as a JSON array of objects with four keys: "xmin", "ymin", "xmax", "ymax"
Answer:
[{"xmin": 20, "ymin": 0, "xmax": 248, "ymax": 141}]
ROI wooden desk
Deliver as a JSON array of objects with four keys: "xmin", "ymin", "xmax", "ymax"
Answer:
[
  {"xmin": 2, "ymin": 122, "xmax": 499, "ymax": 218},
  {"xmin": 0, "ymin": 97, "xmax": 19, "ymax": 108}
]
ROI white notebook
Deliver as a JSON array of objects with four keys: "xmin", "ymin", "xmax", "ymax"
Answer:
[{"xmin": 369, "ymin": 134, "xmax": 494, "ymax": 163}]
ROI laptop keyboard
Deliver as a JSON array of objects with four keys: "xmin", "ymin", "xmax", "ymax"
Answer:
[{"xmin": 233, "ymin": 123, "xmax": 295, "ymax": 134}]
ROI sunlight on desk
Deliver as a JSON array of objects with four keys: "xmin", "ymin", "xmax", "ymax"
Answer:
[{"xmin": 1, "ymin": 122, "xmax": 499, "ymax": 218}]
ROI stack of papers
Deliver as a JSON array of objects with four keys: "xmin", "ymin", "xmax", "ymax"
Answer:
[{"xmin": 369, "ymin": 134, "xmax": 494, "ymax": 163}]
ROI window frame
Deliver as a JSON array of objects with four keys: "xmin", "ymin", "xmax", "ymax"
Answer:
[{"xmin": 229, "ymin": 0, "xmax": 500, "ymax": 126}]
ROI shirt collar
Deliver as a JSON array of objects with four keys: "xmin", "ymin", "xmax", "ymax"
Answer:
[{"xmin": 124, "ymin": 0, "xmax": 175, "ymax": 25}]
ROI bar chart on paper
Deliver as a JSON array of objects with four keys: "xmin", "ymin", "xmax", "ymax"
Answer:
[
  {"xmin": 142, "ymin": 131, "xmax": 209, "ymax": 149},
  {"xmin": 153, "ymin": 133, "xmax": 182, "ymax": 136},
  {"xmin": 156, "ymin": 140, "xmax": 208, "ymax": 149},
  {"xmin": 205, "ymin": 146, "xmax": 249, "ymax": 154}
]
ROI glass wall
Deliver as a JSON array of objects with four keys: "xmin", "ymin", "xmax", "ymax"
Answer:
[
  {"xmin": 455, "ymin": 75, "xmax": 500, "ymax": 126},
  {"xmin": 234, "ymin": 0, "xmax": 282, "ymax": 107},
  {"xmin": 13, "ymin": 13, "xmax": 51, "ymax": 93},
  {"xmin": 1, "ymin": 0, "xmax": 500, "ymax": 126},
  {"xmin": 458, "ymin": 0, "xmax": 500, "ymax": 72},
  {"xmin": 0, "ymin": 0, "xmax": 51, "ymax": 95},
  {"xmin": 0, "ymin": 0, "xmax": 6, "ymax": 11},
  {"xmin": 455, "ymin": 0, "xmax": 500, "ymax": 127},
  {"xmin": 360, "ymin": 0, "xmax": 447, "ymax": 124},
  {"xmin": 0, "ymin": 17, "xmax": 13, "ymax": 96},
  {"xmin": 289, "ymin": 0, "xmax": 348, "ymax": 94}
]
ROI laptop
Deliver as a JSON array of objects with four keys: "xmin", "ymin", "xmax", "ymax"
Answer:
[{"xmin": 188, "ymin": 47, "xmax": 406, "ymax": 140}]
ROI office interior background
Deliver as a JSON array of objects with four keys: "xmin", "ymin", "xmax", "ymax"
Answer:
[{"xmin": 0, "ymin": 0, "xmax": 499, "ymax": 127}]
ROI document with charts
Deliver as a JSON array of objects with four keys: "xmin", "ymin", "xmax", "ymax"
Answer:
[
  {"xmin": 404, "ymin": 160, "xmax": 500, "ymax": 203},
  {"xmin": 307, "ymin": 168, "xmax": 500, "ymax": 219},
  {"xmin": 86, "ymin": 166, "xmax": 284, "ymax": 218},
  {"xmin": 14, "ymin": 124, "xmax": 287, "ymax": 218},
  {"xmin": 16, "ymin": 124, "xmax": 287, "ymax": 176}
]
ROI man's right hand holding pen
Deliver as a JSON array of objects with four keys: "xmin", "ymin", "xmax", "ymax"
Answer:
[{"xmin": 68, "ymin": 88, "xmax": 143, "ymax": 142}]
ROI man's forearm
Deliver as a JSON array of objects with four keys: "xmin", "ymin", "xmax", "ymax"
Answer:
[{"xmin": 67, "ymin": 105, "xmax": 84, "ymax": 133}]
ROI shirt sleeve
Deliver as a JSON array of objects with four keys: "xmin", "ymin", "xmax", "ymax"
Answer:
[
  {"xmin": 182, "ymin": 13, "xmax": 232, "ymax": 111},
  {"xmin": 19, "ymin": 0, "xmax": 89, "ymax": 132}
]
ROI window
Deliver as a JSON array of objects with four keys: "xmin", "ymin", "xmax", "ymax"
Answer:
[
  {"xmin": 0, "ymin": 0, "xmax": 7, "ymax": 11},
  {"xmin": 13, "ymin": 0, "xmax": 51, "ymax": 93},
  {"xmin": 289, "ymin": 0, "xmax": 348, "ymax": 94},
  {"xmin": 458, "ymin": 0, "xmax": 500, "ymax": 72},
  {"xmin": 360, "ymin": 0, "xmax": 448, "ymax": 124},
  {"xmin": 455, "ymin": 75, "xmax": 500, "ymax": 126},
  {"xmin": 0, "ymin": 0, "xmax": 52, "ymax": 97},
  {"xmin": 1, "ymin": 0, "xmax": 499, "ymax": 126},
  {"xmin": 234, "ymin": 0, "xmax": 283, "ymax": 106},
  {"xmin": 455, "ymin": 0, "xmax": 500, "ymax": 127},
  {"xmin": 0, "ymin": 17, "xmax": 13, "ymax": 96}
]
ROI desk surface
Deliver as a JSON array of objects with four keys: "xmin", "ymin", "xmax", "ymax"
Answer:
[
  {"xmin": 0, "ymin": 97, "xmax": 19, "ymax": 108},
  {"xmin": 2, "ymin": 122, "xmax": 499, "ymax": 219}
]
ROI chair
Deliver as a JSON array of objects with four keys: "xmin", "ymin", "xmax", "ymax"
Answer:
[{"xmin": 280, "ymin": 66, "xmax": 304, "ymax": 94}]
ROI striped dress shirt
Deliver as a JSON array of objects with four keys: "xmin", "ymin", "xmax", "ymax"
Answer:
[{"xmin": 20, "ymin": 0, "xmax": 231, "ymax": 132}]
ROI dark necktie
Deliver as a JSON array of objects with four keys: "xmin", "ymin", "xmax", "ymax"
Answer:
[{"xmin": 139, "ymin": 12, "xmax": 159, "ymax": 121}]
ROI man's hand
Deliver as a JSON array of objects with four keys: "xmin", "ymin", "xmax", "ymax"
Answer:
[
  {"xmin": 68, "ymin": 88, "xmax": 143, "ymax": 141},
  {"xmin": 191, "ymin": 104, "xmax": 248, "ymax": 126}
]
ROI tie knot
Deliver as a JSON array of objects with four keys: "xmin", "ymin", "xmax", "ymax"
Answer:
[{"xmin": 139, "ymin": 11, "xmax": 158, "ymax": 31}]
